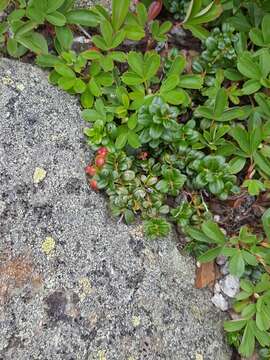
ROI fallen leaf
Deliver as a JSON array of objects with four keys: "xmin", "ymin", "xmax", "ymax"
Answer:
[
  {"xmin": 195, "ymin": 261, "xmax": 216, "ymax": 289},
  {"xmin": 33, "ymin": 167, "xmax": 47, "ymax": 184}
]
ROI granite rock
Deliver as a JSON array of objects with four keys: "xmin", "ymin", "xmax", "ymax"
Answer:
[
  {"xmin": 0, "ymin": 58, "xmax": 231, "ymax": 360},
  {"xmin": 75, "ymin": 0, "xmax": 111, "ymax": 9}
]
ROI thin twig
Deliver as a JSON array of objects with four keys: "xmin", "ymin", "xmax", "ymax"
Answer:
[{"xmin": 77, "ymin": 25, "xmax": 92, "ymax": 40}]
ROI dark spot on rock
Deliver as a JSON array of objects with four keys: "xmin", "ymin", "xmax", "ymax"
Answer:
[
  {"xmin": 5, "ymin": 97, "xmax": 17, "ymax": 116},
  {"xmin": 75, "ymin": 241, "xmax": 81, "ymax": 251},
  {"xmin": 44, "ymin": 291, "xmax": 67, "ymax": 322},
  {"xmin": 32, "ymin": 204, "xmax": 53, "ymax": 222},
  {"xmin": 55, "ymin": 139, "xmax": 75, "ymax": 151},
  {"xmin": 81, "ymin": 329, "xmax": 97, "ymax": 342},
  {"xmin": 22, "ymin": 116, "xmax": 39, "ymax": 147},
  {"xmin": 126, "ymin": 271, "xmax": 145, "ymax": 289},
  {"xmin": 65, "ymin": 177, "xmax": 83, "ymax": 195},
  {"xmin": 25, "ymin": 116, "xmax": 37, "ymax": 126},
  {"xmin": 129, "ymin": 236, "xmax": 145, "ymax": 257},
  {"xmin": 83, "ymin": 199, "xmax": 95, "ymax": 208},
  {"xmin": 71, "ymin": 292, "xmax": 80, "ymax": 305},
  {"xmin": 15, "ymin": 183, "xmax": 31, "ymax": 196}
]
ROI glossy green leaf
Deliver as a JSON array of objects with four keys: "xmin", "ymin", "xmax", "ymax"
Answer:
[
  {"xmin": 262, "ymin": 208, "xmax": 270, "ymax": 241},
  {"xmin": 112, "ymin": 0, "xmax": 130, "ymax": 31},
  {"xmin": 128, "ymin": 131, "xmax": 141, "ymax": 148},
  {"xmin": 100, "ymin": 19, "xmax": 113, "ymax": 46},
  {"xmin": 230, "ymin": 126, "xmax": 250, "ymax": 154},
  {"xmin": 17, "ymin": 32, "xmax": 48, "ymax": 54},
  {"xmin": 7, "ymin": 38, "xmax": 18, "ymax": 57},
  {"xmin": 0, "ymin": 0, "xmax": 9, "ymax": 11},
  {"xmin": 127, "ymin": 51, "xmax": 144, "ymax": 76},
  {"xmin": 36, "ymin": 54, "xmax": 62, "ymax": 67},
  {"xmin": 237, "ymin": 52, "xmax": 262, "ymax": 80},
  {"xmin": 229, "ymin": 252, "xmax": 245, "ymax": 277},
  {"xmin": 46, "ymin": 11, "xmax": 66, "ymax": 26},
  {"xmin": 47, "ymin": 0, "xmax": 65, "ymax": 13},
  {"xmin": 229, "ymin": 157, "xmax": 246, "ymax": 174},
  {"xmin": 185, "ymin": 227, "xmax": 214, "ymax": 244},
  {"xmin": 66, "ymin": 9, "xmax": 99, "ymax": 26},
  {"xmin": 198, "ymin": 246, "xmax": 223, "ymax": 263},
  {"xmin": 115, "ymin": 132, "xmax": 128, "ymax": 149},
  {"xmin": 55, "ymin": 64, "xmax": 75, "ymax": 78},
  {"xmin": 144, "ymin": 53, "xmax": 160, "ymax": 79},
  {"xmin": 214, "ymin": 88, "xmax": 228, "ymax": 118},
  {"xmin": 224, "ymin": 319, "xmax": 247, "ymax": 332},
  {"xmin": 162, "ymin": 89, "xmax": 190, "ymax": 106},
  {"xmin": 201, "ymin": 220, "xmax": 226, "ymax": 244},
  {"xmin": 262, "ymin": 14, "xmax": 270, "ymax": 44},
  {"xmin": 167, "ymin": 55, "xmax": 186, "ymax": 77},
  {"xmin": 122, "ymin": 71, "xmax": 143, "ymax": 85},
  {"xmin": 254, "ymin": 151, "xmax": 270, "ymax": 177},
  {"xmin": 239, "ymin": 320, "xmax": 255, "ymax": 358},
  {"xmin": 55, "ymin": 26, "xmax": 73, "ymax": 50},
  {"xmin": 178, "ymin": 74, "xmax": 203, "ymax": 89},
  {"xmin": 160, "ymin": 75, "xmax": 179, "ymax": 93}
]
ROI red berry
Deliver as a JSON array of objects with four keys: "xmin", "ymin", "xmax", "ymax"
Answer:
[
  {"xmin": 90, "ymin": 179, "xmax": 98, "ymax": 191},
  {"xmin": 95, "ymin": 155, "xmax": 106, "ymax": 168},
  {"xmin": 85, "ymin": 165, "xmax": 96, "ymax": 176},
  {"xmin": 138, "ymin": 151, "xmax": 149, "ymax": 160},
  {"xmin": 97, "ymin": 147, "xmax": 108, "ymax": 157}
]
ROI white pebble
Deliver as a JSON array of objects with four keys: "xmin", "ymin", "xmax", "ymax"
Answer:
[
  {"xmin": 211, "ymin": 293, "xmax": 229, "ymax": 311},
  {"xmin": 220, "ymin": 275, "xmax": 240, "ymax": 298},
  {"xmin": 216, "ymin": 255, "xmax": 227, "ymax": 266}
]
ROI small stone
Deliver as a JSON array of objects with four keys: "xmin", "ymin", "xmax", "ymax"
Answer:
[
  {"xmin": 213, "ymin": 215, "xmax": 220, "ymax": 222},
  {"xmin": 216, "ymin": 255, "xmax": 227, "ymax": 266},
  {"xmin": 211, "ymin": 293, "xmax": 229, "ymax": 311},
  {"xmin": 33, "ymin": 167, "xmax": 47, "ymax": 184},
  {"xmin": 220, "ymin": 275, "xmax": 240, "ymax": 298},
  {"xmin": 214, "ymin": 282, "xmax": 221, "ymax": 294},
  {"xmin": 132, "ymin": 315, "xmax": 141, "ymax": 327},
  {"xmin": 220, "ymin": 262, "xmax": 230, "ymax": 275},
  {"xmin": 41, "ymin": 237, "xmax": 55, "ymax": 255}
]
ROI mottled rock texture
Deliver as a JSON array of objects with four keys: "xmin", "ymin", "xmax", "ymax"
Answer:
[
  {"xmin": 0, "ymin": 58, "xmax": 231, "ymax": 360},
  {"xmin": 75, "ymin": 0, "xmax": 111, "ymax": 9}
]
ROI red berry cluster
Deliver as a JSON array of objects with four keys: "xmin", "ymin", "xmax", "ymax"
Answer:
[
  {"xmin": 85, "ymin": 147, "xmax": 109, "ymax": 191},
  {"xmin": 138, "ymin": 151, "xmax": 149, "ymax": 160}
]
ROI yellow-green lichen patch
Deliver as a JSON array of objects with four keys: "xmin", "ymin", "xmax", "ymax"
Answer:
[
  {"xmin": 78, "ymin": 277, "xmax": 92, "ymax": 301},
  {"xmin": 195, "ymin": 354, "xmax": 203, "ymax": 360},
  {"xmin": 98, "ymin": 350, "xmax": 106, "ymax": 360},
  {"xmin": 42, "ymin": 237, "xmax": 55, "ymax": 256},
  {"xmin": 33, "ymin": 167, "xmax": 47, "ymax": 184},
  {"xmin": 131, "ymin": 315, "xmax": 141, "ymax": 327}
]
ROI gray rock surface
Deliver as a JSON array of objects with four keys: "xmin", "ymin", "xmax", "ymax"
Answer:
[
  {"xmin": 75, "ymin": 0, "xmax": 111, "ymax": 9},
  {"xmin": 0, "ymin": 58, "xmax": 231, "ymax": 360}
]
